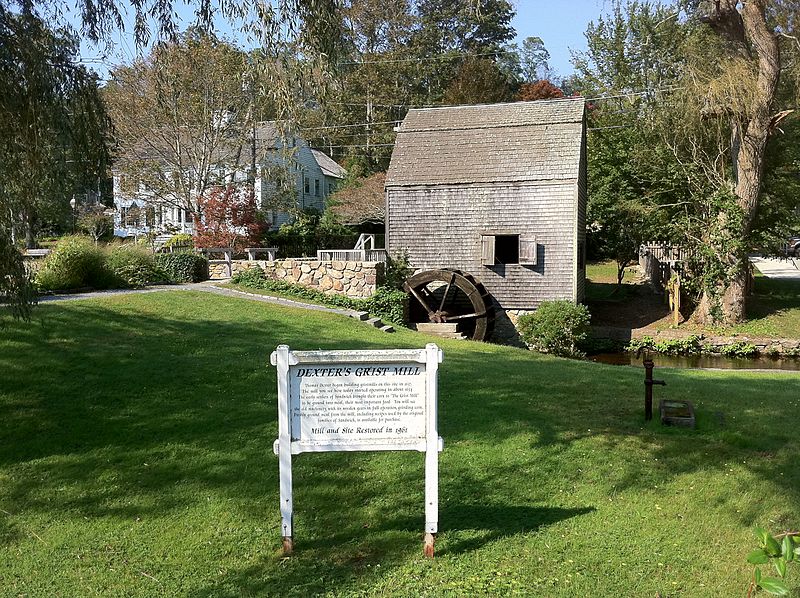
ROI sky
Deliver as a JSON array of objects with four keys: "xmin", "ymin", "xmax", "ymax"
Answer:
[
  {"xmin": 77, "ymin": 0, "xmax": 617, "ymax": 81},
  {"xmin": 512, "ymin": 0, "xmax": 614, "ymax": 78}
]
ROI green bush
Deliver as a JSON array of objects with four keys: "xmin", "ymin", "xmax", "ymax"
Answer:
[
  {"xmin": 35, "ymin": 236, "xmax": 111, "ymax": 291},
  {"xmin": 106, "ymin": 245, "xmax": 167, "ymax": 288},
  {"xmin": 230, "ymin": 269, "xmax": 407, "ymax": 325},
  {"xmin": 366, "ymin": 287, "xmax": 407, "ymax": 324},
  {"xmin": 517, "ymin": 301, "xmax": 591, "ymax": 358},
  {"xmin": 164, "ymin": 233, "xmax": 194, "ymax": 249},
  {"xmin": 720, "ymin": 341, "xmax": 759, "ymax": 357},
  {"xmin": 230, "ymin": 266, "xmax": 267, "ymax": 287},
  {"xmin": 384, "ymin": 251, "xmax": 412, "ymax": 291},
  {"xmin": 155, "ymin": 252, "xmax": 208, "ymax": 283}
]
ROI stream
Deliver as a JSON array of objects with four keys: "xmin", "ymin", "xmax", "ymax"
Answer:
[{"xmin": 590, "ymin": 352, "xmax": 800, "ymax": 371}]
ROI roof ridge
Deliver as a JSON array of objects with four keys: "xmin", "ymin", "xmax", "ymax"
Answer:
[
  {"xmin": 399, "ymin": 118, "xmax": 582, "ymax": 133},
  {"xmin": 406, "ymin": 97, "xmax": 585, "ymax": 113}
]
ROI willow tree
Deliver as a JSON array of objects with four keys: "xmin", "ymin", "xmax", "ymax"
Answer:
[
  {"xmin": 0, "ymin": 0, "xmax": 343, "ymax": 319},
  {"xmin": 667, "ymin": 0, "xmax": 799, "ymax": 324},
  {"xmin": 0, "ymin": 10, "xmax": 109, "ymax": 319}
]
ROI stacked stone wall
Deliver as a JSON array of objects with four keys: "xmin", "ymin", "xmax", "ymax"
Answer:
[{"xmin": 209, "ymin": 259, "xmax": 384, "ymax": 299}]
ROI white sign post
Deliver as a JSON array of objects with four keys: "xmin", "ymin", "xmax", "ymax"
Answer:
[{"xmin": 270, "ymin": 343, "xmax": 443, "ymax": 557}]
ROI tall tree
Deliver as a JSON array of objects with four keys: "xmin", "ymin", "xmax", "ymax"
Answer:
[
  {"xmin": 670, "ymin": 0, "xmax": 799, "ymax": 324},
  {"xmin": 519, "ymin": 36, "xmax": 551, "ymax": 82},
  {"xmin": 105, "ymin": 32, "xmax": 259, "ymax": 222},
  {"xmin": 571, "ymin": 1, "xmax": 690, "ymax": 283},
  {"xmin": 0, "ymin": 9, "xmax": 109, "ymax": 319}
]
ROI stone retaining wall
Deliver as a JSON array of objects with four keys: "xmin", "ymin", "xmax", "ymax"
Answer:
[
  {"xmin": 491, "ymin": 307, "xmax": 535, "ymax": 347},
  {"xmin": 209, "ymin": 259, "xmax": 384, "ymax": 299}
]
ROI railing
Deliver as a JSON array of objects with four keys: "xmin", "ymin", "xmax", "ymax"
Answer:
[
  {"xmin": 199, "ymin": 247, "xmax": 233, "ymax": 277},
  {"xmin": 245, "ymin": 247, "xmax": 278, "ymax": 261},
  {"xmin": 316, "ymin": 249, "xmax": 387, "ymax": 262},
  {"xmin": 639, "ymin": 242, "xmax": 692, "ymax": 264}
]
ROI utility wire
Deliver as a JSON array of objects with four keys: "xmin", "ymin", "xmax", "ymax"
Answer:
[
  {"xmin": 311, "ymin": 143, "xmax": 395, "ymax": 150},
  {"xmin": 338, "ymin": 49, "xmax": 517, "ymax": 66},
  {"xmin": 301, "ymin": 120, "xmax": 401, "ymax": 132}
]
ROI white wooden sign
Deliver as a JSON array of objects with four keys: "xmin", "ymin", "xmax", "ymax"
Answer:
[{"xmin": 270, "ymin": 343, "xmax": 443, "ymax": 557}]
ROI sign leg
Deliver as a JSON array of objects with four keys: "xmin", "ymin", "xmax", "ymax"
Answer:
[
  {"xmin": 275, "ymin": 345, "xmax": 294, "ymax": 554},
  {"xmin": 424, "ymin": 532, "xmax": 436, "ymax": 558},
  {"xmin": 424, "ymin": 343, "xmax": 441, "ymax": 558}
]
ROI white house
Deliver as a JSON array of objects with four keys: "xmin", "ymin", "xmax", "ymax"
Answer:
[{"xmin": 113, "ymin": 121, "xmax": 346, "ymax": 238}]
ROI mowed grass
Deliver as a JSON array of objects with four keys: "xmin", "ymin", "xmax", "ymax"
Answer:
[
  {"xmin": 726, "ymin": 275, "xmax": 800, "ymax": 338},
  {"xmin": 585, "ymin": 261, "xmax": 640, "ymax": 301},
  {"xmin": 1, "ymin": 291, "xmax": 799, "ymax": 597}
]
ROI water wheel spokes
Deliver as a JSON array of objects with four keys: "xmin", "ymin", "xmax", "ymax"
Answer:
[{"xmin": 403, "ymin": 269, "xmax": 495, "ymax": 341}]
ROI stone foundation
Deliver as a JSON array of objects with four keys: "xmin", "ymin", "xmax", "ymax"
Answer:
[
  {"xmin": 213, "ymin": 258, "xmax": 384, "ymax": 299},
  {"xmin": 490, "ymin": 307, "xmax": 535, "ymax": 347}
]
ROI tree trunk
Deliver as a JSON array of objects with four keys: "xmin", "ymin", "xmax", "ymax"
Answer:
[
  {"xmin": 23, "ymin": 208, "xmax": 36, "ymax": 249},
  {"xmin": 698, "ymin": 0, "xmax": 780, "ymax": 325},
  {"xmin": 696, "ymin": 265, "xmax": 748, "ymax": 326}
]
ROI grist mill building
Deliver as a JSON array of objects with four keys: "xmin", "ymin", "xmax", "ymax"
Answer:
[{"xmin": 385, "ymin": 98, "xmax": 587, "ymax": 342}]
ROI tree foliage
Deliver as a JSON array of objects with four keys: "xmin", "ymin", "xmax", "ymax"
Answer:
[
  {"xmin": 442, "ymin": 57, "xmax": 516, "ymax": 105},
  {"xmin": 517, "ymin": 80, "xmax": 564, "ymax": 101},
  {"xmin": 302, "ymin": 0, "xmax": 521, "ymax": 172},
  {"xmin": 327, "ymin": 171, "xmax": 386, "ymax": 225},
  {"xmin": 0, "ymin": 8, "xmax": 110, "ymax": 319},
  {"xmin": 574, "ymin": 0, "xmax": 800, "ymax": 324},
  {"xmin": 105, "ymin": 32, "xmax": 257, "ymax": 220},
  {"xmin": 194, "ymin": 185, "xmax": 267, "ymax": 251}
]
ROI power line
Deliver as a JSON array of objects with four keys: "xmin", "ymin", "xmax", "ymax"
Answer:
[
  {"xmin": 301, "ymin": 120, "xmax": 401, "ymax": 132},
  {"xmin": 338, "ymin": 49, "xmax": 517, "ymax": 66},
  {"xmin": 584, "ymin": 86, "xmax": 679, "ymax": 102},
  {"xmin": 311, "ymin": 143, "xmax": 395, "ymax": 150}
]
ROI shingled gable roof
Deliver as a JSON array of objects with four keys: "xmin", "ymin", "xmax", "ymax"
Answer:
[
  {"xmin": 310, "ymin": 148, "xmax": 347, "ymax": 179},
  {"xmin": 385, "ymin": 98, "xmax": 585, "ymax": 187}
]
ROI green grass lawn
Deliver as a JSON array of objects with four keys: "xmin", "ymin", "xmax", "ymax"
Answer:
[
  {"xmin": 724, "ymin": 276, "xmax": 800, "ymax": 338},
  {"xmin": 585, "ymin": 261, "xmax": 639, "ymax": 302},
  {"xmin": 2, "ymin": 291, "xmax": 800, "ymax": 596}
]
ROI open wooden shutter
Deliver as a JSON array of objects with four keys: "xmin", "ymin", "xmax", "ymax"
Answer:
[
  {"xmin": 481, "ymin": 235, "xmax": 495, "ymax": 266},
  {"xmin": 519, "ymin": 236, "xmax": 537, "ymax": 265}
]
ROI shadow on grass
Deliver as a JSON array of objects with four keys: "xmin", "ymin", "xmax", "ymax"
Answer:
[{"xmin": 1, "ymin": 291, "xmax": 799, "ymax": 594}]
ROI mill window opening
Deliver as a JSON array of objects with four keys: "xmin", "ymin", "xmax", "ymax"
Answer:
[{"xmin": 494, "ymin": 235, "xmax": 520, "ymax": 264}]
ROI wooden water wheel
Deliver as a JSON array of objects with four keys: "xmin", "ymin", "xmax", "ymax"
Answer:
[{"xmin": 403, "ymin": 269, "xmax": 495, "ymax": 341}]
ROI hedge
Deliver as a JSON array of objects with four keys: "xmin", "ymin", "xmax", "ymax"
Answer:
[{"xmin": 155, "ymin": 252, "xmax": 209, "ymax": 283}]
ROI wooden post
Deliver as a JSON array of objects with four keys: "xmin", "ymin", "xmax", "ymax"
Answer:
[
  {"xmin": 424, "ymin": 343, "xmax": 441, "ymax": 558},
  {"xmin": 273, "ymin": 345, "xmax": 294, "ymax": 554}
]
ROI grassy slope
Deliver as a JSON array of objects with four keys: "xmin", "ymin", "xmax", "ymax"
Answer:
[{"xmin": 1, "ymin": 291, "xmax": 799, "ymax": 597}]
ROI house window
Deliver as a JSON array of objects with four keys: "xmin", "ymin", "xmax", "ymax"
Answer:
[
  {"xmin": 314, "ymin": 179, "xmax": 320, "ymax": 197},
  {"xmin": 304, "ymin": 177, "xmax": 310, "ymax": 194},
  {"xmin": 482, "ymin": 234, "xmax": 537, "ymax": 266}
]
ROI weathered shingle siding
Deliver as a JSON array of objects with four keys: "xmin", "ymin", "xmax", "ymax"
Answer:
[
  {"xmin": 576, "ymin": 122, "xmax": 588, "ymax": 303},
  {"xmin": 387, "ymin": 181, "xmax": 579, "ymax": 309}
]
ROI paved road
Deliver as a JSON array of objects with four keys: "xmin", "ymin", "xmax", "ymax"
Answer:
[{"xmin": 750, "ymin": 256, "xmax": 800, "ymax": 279}]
